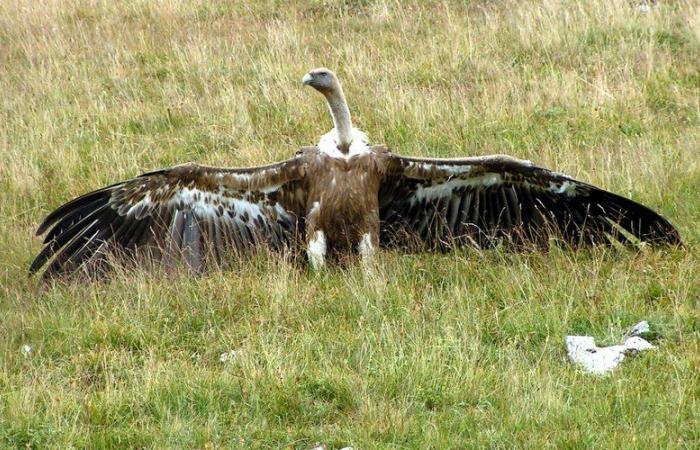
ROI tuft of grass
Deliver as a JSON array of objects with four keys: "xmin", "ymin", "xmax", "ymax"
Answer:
[{"xmin": 1, "ymin": 0, "xmax": 698, "ymax": 447}]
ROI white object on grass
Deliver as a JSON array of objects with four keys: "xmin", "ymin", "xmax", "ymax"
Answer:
[
  {"xmin": 566, "ymin": 333, "xmax": 655, "ymax": 375},
  {"xmin": 219, "ymin": 350, "xmax": 239, "ymax": 363},
  {"xmin": 629, "ymin": 320, "xmax": 650, "ymax": 337},
  {"xmin": 21, "ymin": 344, "xmax": 32, "ymax": 356}
]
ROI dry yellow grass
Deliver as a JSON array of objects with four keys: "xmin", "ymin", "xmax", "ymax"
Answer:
[{"xmin": 1, "ymin": 0, "xmax": 698, "ymax": 448}]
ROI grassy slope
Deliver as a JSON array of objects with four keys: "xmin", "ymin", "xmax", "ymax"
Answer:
[{"xmin": 1, "ymin": 0, "xmax": 699, "ymax": 447}]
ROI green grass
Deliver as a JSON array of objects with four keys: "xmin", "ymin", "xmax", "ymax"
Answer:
[{"xmin": 1, "ymin": 0, "xmax": 699, "ymax": 447}]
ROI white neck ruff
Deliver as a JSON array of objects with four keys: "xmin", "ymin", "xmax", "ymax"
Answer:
[{"xmin": 317, "ymin": 128, "xmax": 371, "ymax": 159}]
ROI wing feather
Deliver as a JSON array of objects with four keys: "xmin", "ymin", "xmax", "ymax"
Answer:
[
  {"xmin": 378, "ymin": 153, "xmax": 681, "ymax": 251},
  {"xmin": 31, "ymin": 157, "xmax": 308, "ymax": 278}
]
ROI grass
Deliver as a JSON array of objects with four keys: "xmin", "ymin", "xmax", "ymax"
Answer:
[{"xmin": 1, "ymin": 0, "xmax": 699, "ymax": 447}]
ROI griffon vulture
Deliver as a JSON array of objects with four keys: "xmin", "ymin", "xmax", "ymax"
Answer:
[{"xmin": 30, "ymin": 68, "xmax": 681, "ymax": 278}]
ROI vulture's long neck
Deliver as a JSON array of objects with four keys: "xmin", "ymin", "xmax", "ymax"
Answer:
[{"xmin": 324, "ymin": 85, "xmax": 353, "ymax": 153}]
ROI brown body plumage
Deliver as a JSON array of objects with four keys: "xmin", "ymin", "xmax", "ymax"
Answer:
[
  {"xmin": 29, "ymin": 68, "xmax": 681, "ymax": 278},
  {"xmin": 304, "ymin": 147, "xmax": 386, "ymax": 263}
]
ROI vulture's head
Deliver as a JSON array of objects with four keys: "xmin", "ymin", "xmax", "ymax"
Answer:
[{"xmin": 301, "ymin": 68, "xmax": 340, "ymax": 95}]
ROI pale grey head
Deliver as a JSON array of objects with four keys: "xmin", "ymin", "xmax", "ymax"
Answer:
[{"xmin": 301, "ymin": 67, "xmax": 340, "ymax": 95}]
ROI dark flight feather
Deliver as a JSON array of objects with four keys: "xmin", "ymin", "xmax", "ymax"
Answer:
[
  {"xmin": 378, "ymin": 154, "xmax": 681, "ymax": 251},
  {"xmin": 31, "ymin": 160, "xmax": 307, "ymax": 279}
]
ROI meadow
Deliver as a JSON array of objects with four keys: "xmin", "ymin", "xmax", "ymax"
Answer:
[{"xmin": 0, "ymin": 0, "xmax": 699, "ymax": 447}]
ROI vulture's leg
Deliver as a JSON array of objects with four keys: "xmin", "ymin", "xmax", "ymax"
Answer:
[
  {"xmin": 307, "ymin": 230, "xmax": 327, "ymax": 270},
  {"xmin": 358, "ymin": 232, "xmax": 376, "ymax": 265}
]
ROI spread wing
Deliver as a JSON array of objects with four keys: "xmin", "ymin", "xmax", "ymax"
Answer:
[
  {"xmin": 378, "ymin": 153, "xmax": 681, "ymax": 251},
  {"xmin": 31, "ymin": 155, "xmax": 309, "ymax": 278}
]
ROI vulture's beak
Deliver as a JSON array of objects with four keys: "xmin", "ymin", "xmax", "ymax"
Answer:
[{"xmin": 301, "ymin": 73, "xmax": 313, "ymax": 86}]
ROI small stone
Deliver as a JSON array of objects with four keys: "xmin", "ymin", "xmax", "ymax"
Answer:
[
  {"xmin": 636, "ymin": 0, "xmax": 658, "ymax": 13},
  {"xmin": 21, "ymin": 345, "xmax": 32, "ymax": 356},
  {"xmin": 628, "ymin": 320, "xmax": 660, "ymax": 341},
  {"xmin": 219, "ymin": 350, "xmax": 239, "ymax": 363},
  {"xmin": 629, "ymin": 321, "xmax": 650, "ymax": 336},
  {"xmin": 623, "ymin": 336, "xmax": 655, "ymax": 352}
]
